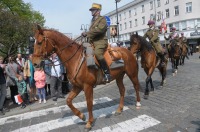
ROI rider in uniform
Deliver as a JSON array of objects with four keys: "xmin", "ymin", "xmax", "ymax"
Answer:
[
  {"xmin": 179, "ymin": 32, "xmax": 188, "ymax": 51},
  {"xmin": 164, "ymin": 27, "xmax": 179, "ymax": 50},
  {"xmin": 143, "ymin": 20, "xmax": 166, "ymax": 66},
  {"xmin": 82, "ymin": 3, "xmax": 111, "ymax": 82}
]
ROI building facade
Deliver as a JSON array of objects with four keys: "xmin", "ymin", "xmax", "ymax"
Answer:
[{"xmin": 106, "ymin": 0, "xmax": 200, "ymax": 51}]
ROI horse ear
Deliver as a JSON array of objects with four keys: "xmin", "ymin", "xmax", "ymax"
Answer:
[
  {"xmin": 37, "ymin": 24, "xmax": 43, "ymax": 35},
  {"xmin": 136, "ymin": 32, "xmax": 138, "ymax": 37}
]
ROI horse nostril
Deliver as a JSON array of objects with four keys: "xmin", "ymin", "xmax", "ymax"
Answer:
[{"xmin": 33, "ymin": 63, "xmax": 37, "ymax": 67}]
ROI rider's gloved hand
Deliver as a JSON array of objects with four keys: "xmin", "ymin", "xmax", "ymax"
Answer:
[{"xmin": 81, "ymin": 32, "xmax": 87, "ymax": 37}]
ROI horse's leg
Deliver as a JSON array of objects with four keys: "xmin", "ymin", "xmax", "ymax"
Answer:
[
  {"xmin": 183, "ymin": 56, "xmax": 185, "ymax": 65},
  {"xmin": 66, "ymin": 87, "xmax": 85, "ymax": 120},
  {"xmin": 115, "ymin": 73, "xmax": 125, "ymax": 114},
  {"xmin": 83, "ymin": 84, "xmax": 94, "ymax": 130},
  {"xmin": 149, "ymin": 77, "xmax": 154, "ymax": 91},
  {"xmin": 127, "ymin": 74, "xmax": 141, "ymax": 108}
]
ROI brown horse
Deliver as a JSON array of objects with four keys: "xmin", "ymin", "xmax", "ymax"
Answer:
[
  {"xmin": 129, "ymin": 33, "xmax": 168, "ymax": 99},
  {"xmin": 180, "ymin": 44, "xmax": 188, "ymax": 65},
  {"xmin": 32, "ymin": 25, "xmax": 141, "ymax": 130},
  {"xmin": 168, "ymin": 40, "xmax": 181, "ymax": 75}
]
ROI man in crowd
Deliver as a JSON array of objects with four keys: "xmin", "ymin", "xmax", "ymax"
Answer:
[
  {"xmin": 48, "ymin": 53, "xmax": 65, "ymax": 101},
  {"xmin": 0, "ymin": 56, "xmax": 9, "ymax": 115}
]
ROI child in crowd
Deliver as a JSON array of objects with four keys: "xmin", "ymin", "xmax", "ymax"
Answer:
[
  {"xmin": 15, "ymin": 74, "xmax": 28, "ymax": 109},
  {"xmin": 34, "ymin": 65, "xmax": 46, "ymax": 104}
]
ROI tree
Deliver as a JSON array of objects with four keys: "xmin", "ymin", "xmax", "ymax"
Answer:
[{"xmin": 0, "ymin": 0, "xmax": 45, "ymax": 59}]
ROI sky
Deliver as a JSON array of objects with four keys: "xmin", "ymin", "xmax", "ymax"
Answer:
[{"xmin": 23, "ymin": 0, "xmax": 133, "ymax": 37}]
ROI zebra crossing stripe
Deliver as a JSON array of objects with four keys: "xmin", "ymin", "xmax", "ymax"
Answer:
[
  {"xmin": 12, "ymin": 105, "xmax": 129, "ymax": 132},
  {"xmin": 0, "ymin": 97, "xmax": 112, "ymax": 125},
  {"xmin": 91, "ymin": 114, "xmax": 161, "ymax": 132}
]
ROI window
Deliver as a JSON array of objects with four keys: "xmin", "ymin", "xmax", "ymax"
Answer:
[
  {"xmin": 129, "ymin": 21, "xmax": 132, "ymax": 28},
  {"xmin": 157, "ymin": 11, "xmax": 162, "ymax": 21},
  {"xmin": 186, "ymin": 2, "xmax": 192, "ymax": 13},
  {"xmin": 135, "ymin": 19, "xmax": 138, "ymax": 26},
  {"xmin": 150, "ymin": 1, "xmax": 153, "ymax": 10},
  {"xmin": 157, "ymin": 0, "xmax": 161, "ymax": 7},
  {"xmin": 165, "ymin": 0, "xmax": 169, "ymax": 4},
  {"xmin": 150, "ymin": 14, "xmax": 154, "ymax": 20},
  {"xmin": 187, "ymin": 20, "xmax": 195, "ymax": 29},
  {"xmin": 119, "ymin": 14, "xmax": 121, "ymax": 21},
  {"xmin": 169, "ymin": 23, "xmax": 173, "ymax": 32},
  {"xmin": 120, "ymin": 24, "xmax": 122, "ymax": 31},
  {"xmin": 174, "ymin": 23, "xmax": 179, "ymax": 31},
  {"xmin": 142, "ymin": 16, "xmax": 145, "ymax": 25},
  {"xmin": 141, "ymin": 5, "xmax": 145, "ymax": 12},
  {"xmin": 165, "ymin": 9, "xmax": 170, "ymax": 18},
  {"xmin": 134, "ymin": 8, "xmax": 137, "ymax": 15},
  {"xmin": 197, "ymin": 19, "xmax": 200, "ymax": 29},
  {"xmin": 124, "ymin": 12, "xmax": 126, "ymax": 19},
  {"xmin": 129, "ymin": 10, "xmax": 131, "ymax": 18},
  {"xmin": 181, "ymin": 21, "xmax": 187, "ymax": 30},
  {"xmin": 124, "ymin": 22, "xmax": 127, "ymax": 30},
  {"xmin": 174, "ymin": 6, "xmax": 179, "ymax": 16}
]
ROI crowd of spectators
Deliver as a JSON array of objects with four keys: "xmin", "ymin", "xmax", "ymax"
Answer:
[{"xmin": 0, "ymin": 53, "xmax": 70, "ymax": 116}]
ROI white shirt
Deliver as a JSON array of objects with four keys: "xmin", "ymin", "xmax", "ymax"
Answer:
[{"xmin": 51, "ymin": 57, "xmax": 61, "ymax": 77}]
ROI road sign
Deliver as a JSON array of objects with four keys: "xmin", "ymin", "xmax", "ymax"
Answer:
[{"xmin": 105, "ymin": 16, "xmax": 111, "ymax": 26}]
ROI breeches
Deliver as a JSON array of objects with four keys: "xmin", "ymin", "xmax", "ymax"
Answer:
[
  {"xmin": 94, "ymin": 44, "xmax": 108, "ymax": 60},
  {"xmin": 152, "ymin": 43, "xmax": 163, "ymax": 54}
]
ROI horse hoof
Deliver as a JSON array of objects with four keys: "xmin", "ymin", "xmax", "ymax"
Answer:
[
  {"xmin": 136, "ymin": 102, "xmax": 141, "ymax": 107},
  {"xmin": 143, "ymin": 95, "xmax": 149, "ymax": 100},
  {"xmin": 84, "ymin": 127, "xmax": 91, "ymax": 132},
  {"xmin": 114, "ymin": 111, "xmax": 121, "ymax": 116},
  {"xmin": 84, "ymin": 122, "xmax": 93, "ymax": 132},
  {"xmin": 150, "ymin": 88, "xmax": 154, "ymax": 92},
  {"xmin": 82, "ymin": 114, "xmax": 86, "ymax": 121}
]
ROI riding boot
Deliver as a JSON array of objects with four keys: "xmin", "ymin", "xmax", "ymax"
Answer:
[
  {"xmin": 158, "ymin": 53, "xmax": 166, "ymax": 67},
  {"xmin": 98, "ymin": 59, "xmax": 112, "ymax": 82}
]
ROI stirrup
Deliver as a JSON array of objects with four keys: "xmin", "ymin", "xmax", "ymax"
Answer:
[{"xmin": 104, "ymin": 74, "xmax": 112, "ymax": 82}]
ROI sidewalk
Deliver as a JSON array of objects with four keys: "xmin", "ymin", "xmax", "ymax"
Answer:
[{"xmin": 2, "ymin": 79, "xmax": 117, "ymax": 118}]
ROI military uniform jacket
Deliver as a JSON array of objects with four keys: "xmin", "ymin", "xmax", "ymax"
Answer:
[
  {"xmin": 87, "ymin": 16, "xmax": 108, "ymax": 47},
  {"xmin": 165, "ymin": 32, "xmax": 179, "ymax": 42},
  {"xmin": 179, "ymin": 36, "xmax": 187, "ymax": 44},
  {"xmin": 143, "ymin": 28, "xmax": 163, "ymax": 53}
]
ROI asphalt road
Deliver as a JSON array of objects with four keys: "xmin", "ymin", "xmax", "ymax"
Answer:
[{"xmin": 0, "ymin": 53, "xmax": 200, "ymax": 132}]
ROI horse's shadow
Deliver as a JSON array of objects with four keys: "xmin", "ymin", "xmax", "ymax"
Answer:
[{"xmin": 191, "ymin": 120, "xmax": 200, "ymax": 132}]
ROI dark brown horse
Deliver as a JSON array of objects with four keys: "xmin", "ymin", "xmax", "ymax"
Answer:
[
  {"xmin": 180, "ymin": 44, "xmax": 188, "ymax": 65},
  {"xmin": 168, "ymin": 40, "xmax": 181, "ymax": 76},
  {"xmin": 129, "ymin": 33, "xmax": 168, "ymax": 99},
  {"xmin": 32, "ymin": 25, "xmax": 141, "ymax": 130}
]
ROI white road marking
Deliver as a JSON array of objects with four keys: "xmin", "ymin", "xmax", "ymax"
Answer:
[
  {"xmin": 2, "ymin": 96, "xmax": 161, "ymax": 132},
  {"xmin": 0, "ymin": 97, "xmax": 112, "ymax": 125},
  {"xmin": 91, "ymin": 115, "xmax": 161, "ymax": 132},
  {"xmin": 12, "ymin": 105, "xmax": 129, "ymax": 132}
]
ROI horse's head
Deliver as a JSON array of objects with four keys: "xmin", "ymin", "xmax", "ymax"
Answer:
[
  {"xmin": 170, "ymin": 40, "xmax": 181, "ymax": 57},
  {"xmin": 32, "ymin": 25, "xmax": 56, "ymax": 66},
  {"xmin": 129, "ymin": 32, "xmax": 141, "ymax": 53}
]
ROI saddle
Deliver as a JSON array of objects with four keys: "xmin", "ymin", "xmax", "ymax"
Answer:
[{"xmin": 83, "ymin": 43, "xmax": 124, "ymax": 69}]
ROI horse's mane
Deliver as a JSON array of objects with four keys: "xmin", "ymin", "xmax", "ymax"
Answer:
[
  {"xmin": 44, "ymin": 29, "xmax": 77, "ymax": 45},
  {"xmin": 130, "ymin": 34, "xmax": 153, "ymax": 51}
]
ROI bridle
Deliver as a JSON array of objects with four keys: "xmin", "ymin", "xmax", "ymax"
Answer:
[{"xmin": 33, "ymin": 34, "xmax": 83, "ymax": 66}]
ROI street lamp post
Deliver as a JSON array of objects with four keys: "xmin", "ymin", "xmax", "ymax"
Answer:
[
  {"xmin": 29, "ymin": 36, "xmax": 35, "ymax": 54},
  {"xmin": 80, "ymin": 24, "xmax": 89, "ymax": 32},
  {"xmin": 115, "ymin": 0, "xmax": 121, "ymax": 42}
]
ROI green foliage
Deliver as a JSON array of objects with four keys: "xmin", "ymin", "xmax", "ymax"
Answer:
[{"xmin": 0, "ymin": 0, "xmax": 45, "ymax": 59}]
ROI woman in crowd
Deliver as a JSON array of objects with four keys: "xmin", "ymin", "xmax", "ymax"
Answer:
[
  {"xmin": 24, "ymin": 54, "xmax": 37, "ymax": 102},
  {"xmin": 5, "ymin": 56, "xmax": 20, "ymax": 105}
]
